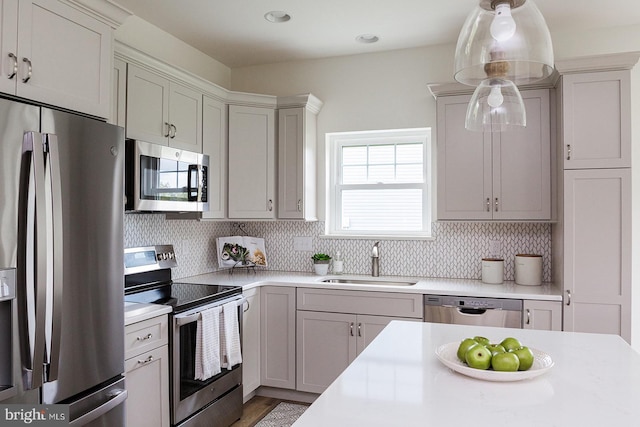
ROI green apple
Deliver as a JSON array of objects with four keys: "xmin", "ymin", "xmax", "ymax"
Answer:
[
  {"xmin": 500, "ymin": 337, "xmax": 522, "ymax": 352},
  {"xmin": 473, "ymin": 336, "xmax": 490, "ymax": 346},
  {"xmin": 486, "ymin": 344, "xmax": 506, "ymax": 356},
  {"xmin": 491, "ymin": 352, "xmax": 520, "ymax": 371},
  {"xmin": 465, "ymin": 345, "xmax": 492, "ymax": 370},
  {"xmin": 457, "ymin": 338, "xmax": 480, "ymax": 362},
  {"xmin": 511, "ymin": 346, "xmax": 535, "ymax": 371}
]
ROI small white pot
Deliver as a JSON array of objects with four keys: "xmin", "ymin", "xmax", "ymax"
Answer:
[{"xmin": 313, "ymin": 262, "xmax": 330, "ymax": 276}]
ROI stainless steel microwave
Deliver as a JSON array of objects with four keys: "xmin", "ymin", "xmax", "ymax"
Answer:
[{"xmin": 125, "ymin": 139, "xmax": 209, "ymax": 212}]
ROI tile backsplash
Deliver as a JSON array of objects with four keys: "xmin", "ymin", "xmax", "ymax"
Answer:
[{"xmin": 125, "ymin": 215, "xmax": 551, "ymax": 282}]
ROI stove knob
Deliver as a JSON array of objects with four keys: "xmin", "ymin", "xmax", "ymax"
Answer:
[{"xmin": 168, "ymin": 252, "xmax": 174, "ymax": 259}]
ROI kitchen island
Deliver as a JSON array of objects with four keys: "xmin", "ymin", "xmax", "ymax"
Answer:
[{"xmin": 292, "ymin": 321, "xmax": 640, "ymax": 426}]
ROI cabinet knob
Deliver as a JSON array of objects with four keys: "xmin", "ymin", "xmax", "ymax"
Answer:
[
  {"xmin": 164, "ymin": 122, "xmax": 171, "ymax": 138},
  {"xmin": 565, "ymin": 290, "xmax": 571, "ymax": 306},
  {"xmin": 22, "ymin": 57, "xmax": 32, "ymax": 83},
  {"xmin": 350, "ymin": 322, "xmax": 354, "ymax": 337},
  {"xmin": 494, "ymin": 197, "xmax": 499, "ymax": 212},
  {"xmin": 268, "ymin": 199, "xmax": 273, "ymax": 211},
  {"xmin": 169, "ymin": 124, "xmax": 177, "ymax": 139},
  {"xmin": 137, "ymin": 355, "xmax": 154, "ymax": 365},
  {"xmin": 7, "ymin": 53, "xmax": 17, "ymax": 80},
  {"xmin": 297, "ymin": 199, "xmax": 302, "ymax": 212},
  {"xmin": 566, "ymin": 144, "xmax": 572, "ymax": 161},
  {"xmin": 526, "ymin": 309, "xmax": 531, "ymax": 325},
  {"xmin": 136, "ymin": 333, "xmax": 152, "ymax": 341},
  {"xmin": 486, "ymin": 198, "xmax": 490, "ymax": 212},
  {"xmin": 357, "ymin": 323, "xmax": 362, "ymax": 337}
]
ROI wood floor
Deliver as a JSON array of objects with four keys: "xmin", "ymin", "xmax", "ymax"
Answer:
[{"xmin": 230, "ymin": 396, "xmax": 309, "ymax": 427}]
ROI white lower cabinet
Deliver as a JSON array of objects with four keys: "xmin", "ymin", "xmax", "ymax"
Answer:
[
  {"xmin": 124, "ymin": 315, "xmax": 170, "ymax": 427},
  {"xmin": 523, "ymin": 300, "xmax": 562, "ymax": 331},
  {"xmin": 242, "ymin": 287, "xmax": 261, "ymax": 399},
  {"xmin": 260, "ymin": 286, "xmax": 296, "ymax": 389},
  {"xmin": 295, "ymin": 288, "xmax": 423, "ymax": 394}
]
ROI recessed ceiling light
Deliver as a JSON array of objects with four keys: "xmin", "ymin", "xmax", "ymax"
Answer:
[
  {"xmin": 265, "ymin": 11, "xmax": 291, "ymax": 23},
  {"xmin": 356, "ymin": 34, "xmax": 379, "ymax": 44}
]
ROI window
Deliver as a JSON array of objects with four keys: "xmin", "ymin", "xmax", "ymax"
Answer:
[{"xmin": 326, "ymin": 128, "xmax": 432, "ymax": 238}]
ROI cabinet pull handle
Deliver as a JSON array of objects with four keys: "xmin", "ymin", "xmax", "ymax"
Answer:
[
  {"xmin": 494, "ymin": 197, "xmax": 499, "ymax": 212},
  {"xmin": 169, "ymin": 124, "xmax": 177, "ymax": 139},
  {"xmin": 566, "ymin": 290, "xmax": 571, "ymax": 306},
  {"xmin": 164, "ymin": 122, "xmax": 171, "ymax": 138},
  {"xmin": 297, "ymin": 199, "xmax": 302, "ymax": 212},
  {"xmin": 137, "ymin": 355, "xmax": 154, "ymax": 365},
  {"xmin": 526, "ymin": 309, "xmax": 531, "ymax": 325},
  {"xmin": 7, "ymin": 53, "xmax": 17, "ymax": 80},
  {"xmin": 486, "ymin": 198, "xmax": 490, "ymax": 212},
  {"xmin": 566, "ymin": 144, "xmax": 571, "ymax": 161},
  {"xmin": 357, "ymin": 323, "xmax": 362, "ymax": 337},
  {"xmin": 136, "ymin": 333, "xmax": 152, "ymax": 341},
  {"xmin": 22, "ymin": 57, "xmax": 32, "ymax": 83},
  {"xmin": 350, "ymin": 322, "xmax": 354, "ymax": 337},
  {"xmin": 268, "ymin": 199, "xmax": 273, "ymax": 211}
]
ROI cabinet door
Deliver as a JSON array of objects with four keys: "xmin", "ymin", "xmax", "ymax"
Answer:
[
  {"xmin": 201, "ymin": 96, "xmax": 227, "ymax": 219},
  {"xmin": 436, "ymin": 94, "xmax": 492, "ymax": 220},
  {"xmin": 228, "ymin": 105, "xmax": 276, "ymax": 218},
  {"xmin": 563, "ymin": 168, "xmax": 631, "ymax": 342},
  {"xmin": 296, "ymin": 310, "xmax": 356, "ymax": 394},
  {"xmin": 126, "ymin": 64, "xmax": 170, "ymax": 144},
  {"xmin": 125, "ymin": 345, "xmax": 170, "ymax": 427},
  {"xmin": 493, "ymin": 90, "xmax": 551, "ymax": 220},
  {"xmin": 356, "ymin": 316, "xmax": 420, "ymax": 354},
  {"xmin": 522, "ymin": 300, "xmax": 562, "ymax": 331},
  {"xmin": 168, "ymin": 82, "xmax": 202, "ymax": 152},
  {"xmin": 110, "ymin": 58, "xmax": 126, "ymax": 126},
  {"xmin": 562, "ymin": 71, "xmax": 631, "ymax": 169},
  {"xmin": 0, "ymin": 0, "xmax": 18, "ymax": 95},
  {"xmin": 17, "ymin": 0, "xmax": 111, "ymax": 118},
  {"xmin": 260, "ymin": 286, "xmax": 295, "ymax": 389},
  {"xmin": 242, "ymin": 287, "xmax": 260, "ymax": 399}
]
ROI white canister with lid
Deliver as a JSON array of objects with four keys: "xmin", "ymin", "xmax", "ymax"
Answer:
[
  {"xmin": 515, "ymin": 254, "xmax": 543, "ymax": 286},
  {"xmin": 481, "ymin": 258, "xmax": 504, "ymax": 284}
]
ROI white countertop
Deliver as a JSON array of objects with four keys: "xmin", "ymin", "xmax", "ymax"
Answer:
[
  {"xmin": 124, "ymin": 301, "xmax": 172, "ymax": 326},
  {"xmin": 179, "ymin": 270, "xmax": 562, "ymax": 301},
  {"xmin": 293, "ymin": 321, "xmax": 640, "ymax": 426}
]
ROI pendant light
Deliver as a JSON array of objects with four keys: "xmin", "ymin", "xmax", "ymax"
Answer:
[{"xmin": 454, "ymin": 0, "xmax": 553, "ymax": 131}]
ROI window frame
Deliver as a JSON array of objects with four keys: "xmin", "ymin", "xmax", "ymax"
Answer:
[{"xmin": 326, "ymin": 128, "xmax": 433, "ymax": 239}]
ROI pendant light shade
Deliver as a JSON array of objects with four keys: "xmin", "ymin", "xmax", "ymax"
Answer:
[
  {"xmin": 465, "ymin": 78, "xmax": 526, "ymax": 132},
  {"xmin": 454, "ymin": 0, "xmax": 554, "ymax": 86}
]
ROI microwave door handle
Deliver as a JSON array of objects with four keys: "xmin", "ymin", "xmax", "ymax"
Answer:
[
  {"xmin": 43, "ymin": 134, "xmax": 63, "ymax": 382},
  {"xmin": 187, "ymin": 164, "xmax": 198, "ymax": 201},
  {"xmin": 17, "ymin": 131, "xmax": 47, "ymax": 390}
]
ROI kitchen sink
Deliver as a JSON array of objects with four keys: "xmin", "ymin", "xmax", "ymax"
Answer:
[{"xmin": 321, "ymin": 278, "xmax": 417, "ymax": 286}]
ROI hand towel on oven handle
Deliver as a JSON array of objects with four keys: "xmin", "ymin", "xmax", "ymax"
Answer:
[
  {"xmin": 195, "ymin": 306, "xmax": 222, "ymax": 380},
  {"xmin": 221, "ymin": 301, "xmax": 242, "ymax": 368}
]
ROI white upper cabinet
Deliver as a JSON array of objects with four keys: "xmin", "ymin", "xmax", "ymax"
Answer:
[
  {"xmin": 277, "ymin": 94, "xmax": 323, "ymax": 220},
  {"xmin": 127, "ymin": 64, "xmax": 202, "ymax": 151},
  {"xmin": 561, "ymin": 70, "xmax": 631, "ymax": 169},
  {"xmin": 0, "ymin": 0, "xmax": 113, "ymax": 118},
  {"xmin": 437, "ymin": 89, "xmax": 551, "ymax": 220},
  {"xmin": 228, "ymin": 105, "xmax": 276, "ymax": 219},
  {"xmin": 201, "ymin": 95, "xmax": 227, "ymax": 219}
]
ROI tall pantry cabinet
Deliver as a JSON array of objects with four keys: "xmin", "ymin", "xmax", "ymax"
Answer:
[{"xmin": 554, "ymin": 53, "xmax": 638, "ymax": 343}]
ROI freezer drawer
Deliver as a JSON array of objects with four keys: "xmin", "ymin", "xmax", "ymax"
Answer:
[{"xmin": 68, "ymin": 376, "xmax": 127, "ymax": 427}]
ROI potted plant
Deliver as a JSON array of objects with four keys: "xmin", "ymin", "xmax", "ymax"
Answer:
[{"xmin": 311, "ymin": 253, "xmax": 332, "ymax": 275}]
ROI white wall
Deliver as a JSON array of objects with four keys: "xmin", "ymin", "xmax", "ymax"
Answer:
[{"xmin": 115, "ymin": 16, "xmax": 232, "ymax": 88}]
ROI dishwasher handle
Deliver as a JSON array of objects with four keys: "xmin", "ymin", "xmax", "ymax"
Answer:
[{"xmin": 457, "ymin": 307, "xmax": 489, "ymax": 315}]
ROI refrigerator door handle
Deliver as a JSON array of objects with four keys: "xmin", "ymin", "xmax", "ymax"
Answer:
[
  {"xmin": 17, "ymin": 131, "xmax": 48, "ymax": 390},
  {"xmin": 68, "ymin": 389, "xmax": 128, "ymax": 427},
  {"xmin": 43, "ymin": 133, "xmax": 63, "ymax": 382}
]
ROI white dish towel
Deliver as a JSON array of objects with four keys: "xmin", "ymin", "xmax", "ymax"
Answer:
[
  {"xmin": 195, "ymin": 306, "xmax": 222, "ymax": 381},
  {"xmin": 221, "ymin": 301, "xmax": 242, "ymax": 369}
]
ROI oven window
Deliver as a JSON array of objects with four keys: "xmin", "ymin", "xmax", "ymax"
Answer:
[
  {"xmin": 179, "ymin": 322, "xmax": 228, "ymax": 400},
  {"xmin": 140, "ymin": 155, "xmax": 192, "ymax": 202}
]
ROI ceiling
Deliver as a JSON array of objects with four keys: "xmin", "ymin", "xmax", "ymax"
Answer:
[{"xmin": 113, "ymin": 0, "xmax": 640, "ymax": 69}]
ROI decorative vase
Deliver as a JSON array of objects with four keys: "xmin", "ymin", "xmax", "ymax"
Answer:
[{"xmin": 313, "ymin": 261, "xmax": 330, "ymax": 276}]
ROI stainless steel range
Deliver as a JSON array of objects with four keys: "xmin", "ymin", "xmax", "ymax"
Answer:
[{"xmin": 124, "ymin": 245, "xmax": 244, "ymax": 427}]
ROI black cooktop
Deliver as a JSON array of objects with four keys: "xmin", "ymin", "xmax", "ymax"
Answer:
[{"xmin": 125, "ymin": 282, "xmax": 242, "ymax": 313}]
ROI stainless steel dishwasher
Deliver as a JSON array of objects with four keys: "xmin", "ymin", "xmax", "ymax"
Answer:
[{"xmin": 424, "ymin": 295, "xmax": 523, "ymax": 328}]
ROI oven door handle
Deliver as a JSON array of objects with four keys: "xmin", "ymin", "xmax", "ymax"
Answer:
[{"xmin": 174, "ymin": 296, "xmax": 246, "ymax": 327}]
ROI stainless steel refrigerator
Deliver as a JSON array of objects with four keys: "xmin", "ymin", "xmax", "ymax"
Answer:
[{"xmin": 0, "ymin": 97, "xmax": 126, "ymax": 426}]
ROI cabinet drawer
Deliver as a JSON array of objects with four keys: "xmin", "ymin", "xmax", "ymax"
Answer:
[
  {"xmin": 125, "ymin": 315, "xmax": 168, "ymax": 359},
  {"xmin": 297, "ymin": 288, "xmax": 423, "ymax": 319}
]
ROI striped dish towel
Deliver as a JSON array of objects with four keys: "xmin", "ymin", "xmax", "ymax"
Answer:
[
  {"xmin": 221, "ymin": 301, "xmax": 242, "ymax": 368},
  {"xmin": 195, "ymin": 306, "xmax": 222, "ymax": 380}
]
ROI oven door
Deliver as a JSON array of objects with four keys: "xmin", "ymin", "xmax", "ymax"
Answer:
[
  {"xmin": 126, "ymin": 139, "xmax": 209, "ymax": 212},
  {"xmin": 171, "ymin": 296, "xmax": 243, "ymax": 426}
]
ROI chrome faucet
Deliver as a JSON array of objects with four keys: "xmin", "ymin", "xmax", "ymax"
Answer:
[{"xmin": 371, "ymin": 241, "xmax": 380, "ymax": 277}]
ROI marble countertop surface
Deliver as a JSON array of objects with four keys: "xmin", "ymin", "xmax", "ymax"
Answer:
[
  {"xmin": 293, "ymin": 321, "xmax": 640, "ymax": 427},
  {"xmin": 124, "ymin": 301, "xmax": 172, "ymax": 326},
  {"xmin": 179, "ymin": 270, "xmax": 563, "ymax": 301}
]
